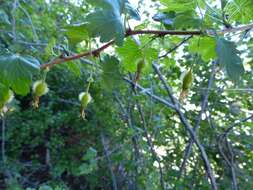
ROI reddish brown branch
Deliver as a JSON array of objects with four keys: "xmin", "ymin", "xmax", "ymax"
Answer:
[
  {"xmin": 40, "ymin": 22, "xmax": 253, "ymax": 69},
  {"xmin": 40, "ymin": 29, "xmax": 203, "ymax": 69},
  {"xmin": 126, "ymin": 29, "xmax": 202, "ymax": 36},
  {"xmin": 41, "ymin": 40, "xmax": 114, "ymax": 68}
]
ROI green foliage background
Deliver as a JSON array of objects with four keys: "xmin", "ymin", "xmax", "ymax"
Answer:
[{"xmin": 0, "ymin": 0, "xmax": 253, "ymax": 189}]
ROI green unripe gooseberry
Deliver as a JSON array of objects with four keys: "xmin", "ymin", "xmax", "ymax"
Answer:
[
  {"xmin": 79, "ymin": 92, "xmax": 92, "ymax": 107},
  {"xmin": 182, "ymin": 69, "xmax": 193, "ymax": 90},
  {"xmin": 1, "ymin": 89, "xmax": 14, "ymax": 105},
  {"xmin": 0, "ymin": 89, "xmax": 14, "ymax": 113},
  {"xmin": 136, "ymin": 59, "xmax": 145, "ymax": 72},
  {"xmin": 32, "ymin": 80, "xmax": 49, "ymax": 97}
]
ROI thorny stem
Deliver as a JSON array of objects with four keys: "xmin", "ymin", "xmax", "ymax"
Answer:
[{"xmin": 41, "ymin": 22, "xmax": 253, "ymax": 69}]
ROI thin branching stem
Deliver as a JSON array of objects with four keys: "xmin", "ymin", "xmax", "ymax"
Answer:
[
  {"xmin": 41, "ymin": 22, "xmax": 253, "ymax": 69},
  {"xmin": 177, "ymin": 61, "xmax": 217, "ymax": 181},
  {"xmin": 152, "ymin": 62, "xmax": 218, "ymax": 190}
]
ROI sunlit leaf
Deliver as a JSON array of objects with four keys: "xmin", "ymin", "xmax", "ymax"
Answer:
[
  {"xmin": 189, "ymin": 37, "xmax": 216, "ymax": 61},
  {"xmin": 85, "ymin": 9, "xmax": 124, "ymax": 46},
  {"xmin": 216, "ymin": 37, "xmax": 244, "ymax": 82},
  {"xmin": 65, "ymin": 24, "xmax": 88, "ymax": 45},
  {"xmin": 116, "ymin": 38, "xmax": 143, "ymax": 72},
  {"xmin": 0, "ymin": 54, "xmax": 40, "ymax": 95},
  {"xmin": 225, "ymin": 0, "xmax": 253, "ymax": 24},
  {"xmin": 101, "ymin": 55, "xmax": 122, "ymax": 90}
]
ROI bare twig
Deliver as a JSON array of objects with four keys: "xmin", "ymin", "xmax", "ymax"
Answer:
[
  {"xmin": 11, "ymin": 0, "xmax": 18, "ymax": 41},
  {"xmin": 18, "ymin": 0, "xmax": 39, "ymax": 42},
  {"xmin": 216, "ymin": 114, "xmax": 253, "ymax": 189},
  {"xmin": 177, "ymin": 61, "xmax": 217, "ymax": 180},
  {"xmin": 123, "ymin": 78, "xmax": 175, "ymax": 110},
  {"xmin": 41, "ymin": 40, "xmax": 114, "ymax": 68},
  {"xmin": 221, "ymin": 115, "xmax": 253, "ymax": 137},
  {"xmin": 136, "ymin": 102, "xmax": 166, "ymax": 190},
  {"xmin": 218, "ymin": 135, "xmax": 238, "ymax": 190},
  {"xmin": 193, "ymin": 87, "xmax": 253, "ymax": 93},
  {"xmin": 101, "ymin": 132, "xmax": 118, "ymax": 190},
  {"xmin": 152, "ymin": 62, "xmax": 218, "ymax": 190},
  {"xmin": 210, "ymin": 109, "xmax": 252, "ymax": 190},
  {"xmin": 218, "ymin": 23, "xmax": 253, "ymax": 35},
  {"xmin": 159, "ymin": 35, "xmax": 193, "ymax": 58},
  {"xmin": 114, "ymin": 92, "xmax": 142, "ymax": 188},
  {"xmin": 125, "ymin": 29, "xmax": 202, "ymax": 36},
  {"xmin": 128, "ymin": 75, "xmax": 166, "ymax": 190},
  {"xmin": 226, "ymin": 139, "xmax": 238, "ymax": 190}
]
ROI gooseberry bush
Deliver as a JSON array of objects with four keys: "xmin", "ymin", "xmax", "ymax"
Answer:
[{"xmin": 0, "ymin": 0, "xmax": 253, "ymax": 189}]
